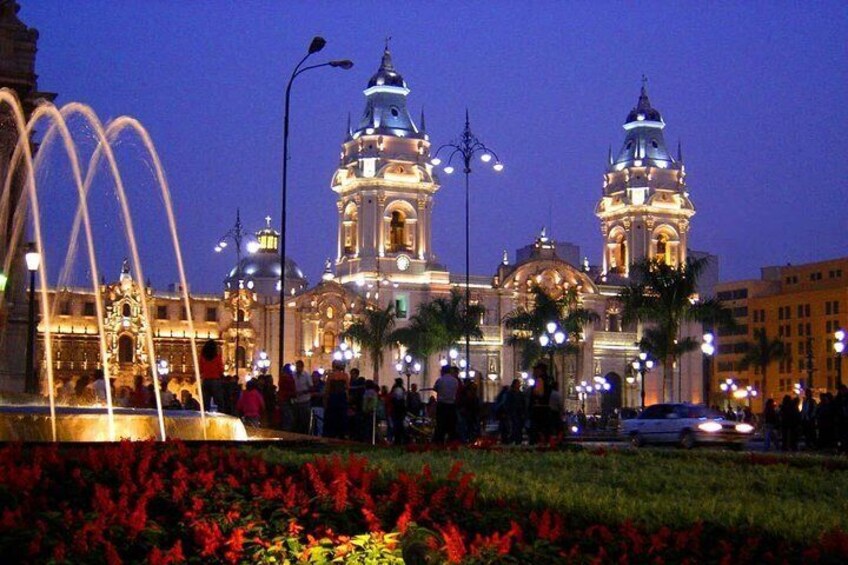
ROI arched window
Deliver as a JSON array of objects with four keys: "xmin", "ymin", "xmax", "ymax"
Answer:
[
  {"xmin": 654, "ymin": 230, "xmax": 677, "ymax": 266},
  {"xmin": 389, "ymin": 210, "xmax": 409, "ymax": 252},
  {"xmin": 343, "ymin": 204, "xmax": 358, "ymax": 255},
  {"xmin": 118, "ymin": 335, "xmax": 134, "ymax": 364},
  {"xmin": 236, "ymin": 346, "xmax": 246, "ymax": 369},
  {"xmin": 122, "ymin": 303, "xmax": 131, "ymax": 317},
  {"xmin": 322, "ymin": 330, "xmax": 336, "ymax": 353},
  {"xmin": 236, "ymin": 309, "xmax": 245, "ymax": 323}
]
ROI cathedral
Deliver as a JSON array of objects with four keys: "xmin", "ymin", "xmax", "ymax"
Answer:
[{"xmin": 30, "ymin": 46, "xmax": 711, "ymax": 410}]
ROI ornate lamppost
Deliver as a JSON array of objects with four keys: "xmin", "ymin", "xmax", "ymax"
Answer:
[
  {"xmin": 215, "ymin": 209, "xmax": 250, "ymax": 375},
  {"xmin": 574, "ymin": 380, "xmax": 595, "ymax": 414},
  {"xmin": 538, "ymin": 321, "xmax": 567, "ymax": 380},
  {"xmin": 630, "ymin": 352, "xmax": 654, "ymax": 409},
  {"xmin": 256, "ymin": 351, "xmax": 271, "ymax": 376},
  {"xmin": 24, "ymin": 242, "xmax": 41, "ymax": 394},
  {"xmin": 396, "ymin": 354, "xmax": 421, "ymax": 391},
  {"xmin": 719, "ymin": 377, "xmax": 738, "ymax": 411},
  {"xmin": 279, "ymin": 37, "xmax": 353, "ymax": 378},
  {"xmin": 332, "ymin": 341, "xmax": 354, "ymax": 366},
  {"xmin": 432, "ymin": 112, "xmax": 503, "ymax": 370}
]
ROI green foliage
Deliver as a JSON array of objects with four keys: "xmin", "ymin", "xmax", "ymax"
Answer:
[
  {"xmin": 391, "ymin": 290, "xmax": 485, "ymax": 359},
  {"xmin": 341, "ymin": 303, "xmax": 396, "ymax": 382},
  {"xmin": 739, "ymin": 328, "xmax": 790, "ymax": 396},
  {"xmin": 256, "ymin": 446, "xmax": 848, "ymax": 545},
  {"xmin": 619, "ymin": 256, "xmax": 733, "ymax": 399},
  {"xmin": 503, "ymin": 286, "xmax": 598, "ymax": 370}
]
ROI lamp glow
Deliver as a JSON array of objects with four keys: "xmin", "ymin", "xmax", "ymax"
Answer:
[
  {"xmin": 539, "ymin": 334, "xmax": 550, "ymax": 347},
  {"xmin": 554, "ymin": 331, "xmax": 566, "ymax": 344},
  {"xmin": 431, "ymin": 157, "xmax": 441, "ymax": 165},
  {"xmin": 443, "ymin": 166, "xmax": 455, "ymax": 174},
  {"xmin": 546, "ymin": 321, "xmax": 557, "ymax": 334},
  {"xmin": 493, "ymin": 162, "xmax": 504, "ymax": 172},
  {"xmin": 25, "ymin": 244, "xmax": 41, "ymax": 272},
  {"xmin": 480, "ymin": 153, "xmax": 492, "ymax": 163}
]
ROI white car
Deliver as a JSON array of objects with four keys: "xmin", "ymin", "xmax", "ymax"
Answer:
[{"xmin": 621, "ymin": 403, "xmax": 754, "ymax": 449}]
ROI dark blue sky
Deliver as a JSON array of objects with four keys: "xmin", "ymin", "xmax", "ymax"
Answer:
[{"xmin": 22, "ymin": 1, "xmax": 847, "ymax": 292}]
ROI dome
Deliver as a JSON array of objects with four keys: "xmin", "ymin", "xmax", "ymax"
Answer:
[
  {"xmin": 366, "ymin": 48, "xmax": 407, "ymax": 89},
  {"xmin": 224, "ymin": 253, "xmax": 307, "ymax": 298},
  {"xmin": 624, "ymin": 82, "xmax": 663, "ymax": 124}
]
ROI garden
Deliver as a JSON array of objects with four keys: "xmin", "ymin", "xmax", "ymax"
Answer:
[{"xmin": 1, "ymin": 441, "xmax": 847, "ymax": 564}]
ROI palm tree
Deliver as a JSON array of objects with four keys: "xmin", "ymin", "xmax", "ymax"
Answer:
[
  {"xmin": 390, "ymin": 290, "xmax": 485, "ymax": 377},
  {"xmin": 341, "ymin": 303, "xmax": 396, "ymax": 384},
  {"xmin": 503, "ymin": 286, "xmax": 598, "ymax": 378},
  {"xmin": 619, "ymin": 257, "xmax": 733, "ymax": 402},
  {"xmin": 738, "ymin": 328, "xmax": 789, "ymax": 400}
]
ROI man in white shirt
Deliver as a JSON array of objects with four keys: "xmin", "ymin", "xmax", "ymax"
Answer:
[
  {"xmin": 292, "ymin": 360, "xmax": 313, "ymax": 434},
  {"xmin": 433, "ymin": 365, "xmax": 461, "ymax": 443}
]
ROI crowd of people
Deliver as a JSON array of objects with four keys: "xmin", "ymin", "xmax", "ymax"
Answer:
[{"xmin": 50, "ymin": 339, "xmax": 848, "ymax": 453}]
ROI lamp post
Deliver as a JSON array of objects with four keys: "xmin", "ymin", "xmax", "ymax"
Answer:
[
  {"xmin": 215, "ymin": 209, "xmax": 251, "ymax": 375},
  {"xmin": 24, "ymin": 242, "xmax": 40, "ymax": 395},
  {"xmin": 256, "ymin": 350, "xmax": 271, "ymax": 376},
  {"xmin": 279, "ymin": 37, "xmax": 353, "ymax": 379},
  {"xmin": 432, "ymin": 112, "xmax": 503, "ymax": 371},
  {"xmin": 719, "ymin": 377, "xmax": 738, "ymax": 411},
  {"xmin": 332, "ymin": 341, "xmax": 354, "ymax": 366},
  {"xmin": 834, "ymin": 329, "xmax": 845, "ymax": 389},
  {"xmin": 538, "ymin": 321, "xmax": 567, "ymax": 380},
  {"xmin": 630, "ymin": 352, "xmax": 654, "ymax": 409},
  {"xmin": 701, "ymin": 331, "xmax": 715, "ymax": 404},
  {"xmin": 396, "ymin": 354, "xmax": 421, "ymax": 391},
  {"xmin": 574, "ymin": 380, "xmax": 595, "ymax": 414}
]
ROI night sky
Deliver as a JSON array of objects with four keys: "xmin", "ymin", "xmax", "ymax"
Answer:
[{"xmin": 20, "ymin": 1, "xmax": 847, "ymax": 293}]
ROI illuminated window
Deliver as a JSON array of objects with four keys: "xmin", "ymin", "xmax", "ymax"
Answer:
[
  {"xmin": 322, "ymin": 330, "xmax": 335, "ymax": 353},
  {"xmin": 343, "ymin": 204, "xmax": 358, "ymax": 255},
  {"xmin": 389, "ymin": 210, "xmax": 410, "ymax": 252}
]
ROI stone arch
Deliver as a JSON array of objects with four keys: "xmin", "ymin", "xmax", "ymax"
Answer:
[
  {"xmin": 606, "ymin": 226, "xmax": 628, "ymax": 274},
  {"xmin": 117, "ymin": 334, "xmax": 134, "ymax": 364},
  {"xmin": 651, "ymin": 224, "xmax": 680, "ymax": 267},
  {"xmin": 601, "ymin": 372, "xmax": 623, "ymax": 414},
  {"xmin": 343, "ymin": 201, "xmax": 358, "ymax": 255},
  {"xmin": 383, "ymin": 200, "xmax": 417, "ymax": 254}
]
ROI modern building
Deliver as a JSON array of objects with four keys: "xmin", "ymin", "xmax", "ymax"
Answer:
[{"xmin": 712, "ymin": 257, "xmax": 847, "ymax": 410}]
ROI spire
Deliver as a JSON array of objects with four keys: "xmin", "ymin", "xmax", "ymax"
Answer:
[
  {"xmin": 677, "ymin": 139, "xmax": 683, "ymax": 162},
  {"xmin": 625, "ymin": 75, "xmax": 662, "ymax": 124},
  {"xmin": 608, "ymin": 145, "xmax": 613, "ymax": 165},
  {"xmin": 419, "ymin": 107, "xmax": 426, "ymax": 133},
  {"xmin": 346, "ymin": 112, "xmax": 352, "ymax": 138}
]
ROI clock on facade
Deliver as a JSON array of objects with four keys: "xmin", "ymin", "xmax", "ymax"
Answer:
[{"xmin": 396, "ymin": 254, "xmax": 411, "ymax": 271}]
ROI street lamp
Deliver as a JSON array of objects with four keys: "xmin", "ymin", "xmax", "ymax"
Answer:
[
  {"xmin": 701, "ymin": 331, "xmax": 716, "ymax": 408},
  {"xmin": 256, "ymin": 350, "xmax": 271, "ymax": 376},
  {"xmin": 216, "ymin": 209, "xmax": 252, "ymax": 375},
  {"xmin": 719, "ymin": 377, "xmax": 738, "ymax": 410},
  {"xmin": 24, "ymin": 242, "xmax": 41, "ymax": 394},
  {"xmin": 279, "ymin": 37, "xmax": 353, "ymax": 379},
  {"xmin": 734, "ymin": 384, "xmax": 758, "ymax": 408},
  {"xmin": 834, "ymin": 329, "xmax": 845, "ymax": 389},
  {"xmin": 630, "ymin": 352, "xmax": 654, "ymax": 409},
  {"xmin": 396, "ymin": 354, "xmax": 421, "ymax": 390},
  {"xmin": 0, "ymin": 269, "xmax": 7, "ymax": 293},
  {"xmin": 432, "ymin": 111, "xmax": 503, "ymax": 371},
  {"xmin": 332, "ymin": 341, "xmax": 354, "ymax": 365},
  {"xmin": 575, "ymin": 379, "xmax": 595, "ymax": 414},
  {"xmin": 538, "ymin": 321, "xmax": 567, "ymax": 379}
]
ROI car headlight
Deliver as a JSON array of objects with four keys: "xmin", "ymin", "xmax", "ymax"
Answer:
[
  {"xmin": 735, "ymin": 423, "xmax": 754, "ymax": 434},
  {"xmin": 698, "ymin": 421, "xmax": 723, "ymax": 433}
]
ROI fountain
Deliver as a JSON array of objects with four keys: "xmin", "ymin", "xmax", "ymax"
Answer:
[{"xmin": 0, "ymin": 88, "xmax": 246, "ymax": 441}]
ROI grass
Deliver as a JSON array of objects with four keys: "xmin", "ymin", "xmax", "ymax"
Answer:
[{"xmin": 252, "ymin": 445, "xmax": 848, "ymax": 544}]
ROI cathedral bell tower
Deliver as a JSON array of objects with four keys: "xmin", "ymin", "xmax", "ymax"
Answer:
[
  {"xmin": 331, "ymin": 46, "xmax": 441, "ymax": 285},
  {"xmin": 595, "ymin": 80, "xmax": 694, "ymax": 276}
]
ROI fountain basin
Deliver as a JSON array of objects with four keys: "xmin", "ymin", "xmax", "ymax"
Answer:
[{"xmin": 0, "ymin": 405, "xmax": 248, "ymax": 441}]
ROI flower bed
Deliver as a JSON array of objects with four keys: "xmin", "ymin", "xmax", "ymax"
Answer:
[{"xmin": 0, "ymin": 442, "xmax": 846, "ymax": 563}]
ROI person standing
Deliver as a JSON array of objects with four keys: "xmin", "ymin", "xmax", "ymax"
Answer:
[
  {"xmin": 277, "ymin": 365, "xmax": 296, "ymax": 431},
  {"xmin": 236, "ymin": 379, "xmax": 266, "ymax": 427},
  {"xmin": 199, "ymin": 339, "xmax": 225, "ymax": 411},
  {"xmin": 407, "ymin": 383, "xmax": 423, "ymax": 417},
  {"xmin": 432, "ymin": 365, "xmax": 461, "ymax": 443},
  {"xmin": 292, "ymin": 360, "xmax": 312, "ymax": 434},
  {"xmin": 390, "ymin": 378, "xmax": 408, "ymax": 445},
  {"xmin": 800, "ymin": 388, "xmax": 818, "ymax": 449},
  {"xmin": 549, "ymin": 381, "xmax": 564, "ymax": 437},
  {"xmin": 310, "ymin": 371, "xmax": 325, "ymax": 436},
  {"xmin": 763, "ymin": 398, "xmax": 780, "ymax": 451},
  {"xmin": 323, "ymin": 360, "xmax": 350, "ymax": 439},
  {"xmin": 529, "ymin": 362, "xmax": 552, "ymax": 444},
  {"xmin": 779, "ymin": 395, "xmax": 800, "ymax": 451},
  {"xmin": 91, "ymin": 370, "xmax": 108, "ymax": 404},
  {"xmin": 505, "ymin": 378, "xmax": 527, "ymax": 444}
]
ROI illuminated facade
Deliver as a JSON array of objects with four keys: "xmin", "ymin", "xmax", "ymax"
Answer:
[
  {"xmin": 713, "ymin": 258, "xmax": 848, "ymax": 410},
  {"xmin": 595, "ymin": 80, "xmax": 694, "ymax": 275},
  {"xmin": 29, "ymin": 48, "xmax": 709, "ymax": 409}
]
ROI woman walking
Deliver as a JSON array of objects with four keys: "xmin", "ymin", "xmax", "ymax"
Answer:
[{"xmin": 199, "ymin": 339, "xmax": 225, "ymax": 411}]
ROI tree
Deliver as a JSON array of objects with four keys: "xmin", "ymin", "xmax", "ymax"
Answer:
[
  {"xmin": 503, "ymin": 286, "xmax": 598, "ymax": 377},
  {"xmin": 341, "ymin": 303, "xmax": 396, "ymax": 384},
  {"xmin": 390, "ymin": 290, "xmax": 485, "ymax": 376},
  {"xmin": 619, "ymin": 257, "xmax": 733, "ymax": 402},
  {"xmin": 738, "ymin": 328, "xmax": 789, "ymax": 400}
]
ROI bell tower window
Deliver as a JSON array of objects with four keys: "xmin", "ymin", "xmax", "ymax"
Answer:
[
  {"xmin": 389, "ymin": 210, "xmax": 411, "ymax": 253},
  {"xmin": 343, "ymin": 204, "xmax": 358, "ymax": 255}
]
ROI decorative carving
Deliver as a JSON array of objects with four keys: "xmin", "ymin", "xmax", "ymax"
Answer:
[{"xmin": 645, "ymin": 216, "xmax": 655, "ymax": 230}]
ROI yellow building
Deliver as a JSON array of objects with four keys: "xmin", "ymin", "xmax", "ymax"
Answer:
[{"xmin": 713, "ymin": 258, "xmax": 847, "ymax": 410}]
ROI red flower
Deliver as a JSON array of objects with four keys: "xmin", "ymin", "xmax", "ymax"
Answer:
[{"xmin": 438, "ymin": 522, "xmax": 467, "ymax": 564}]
